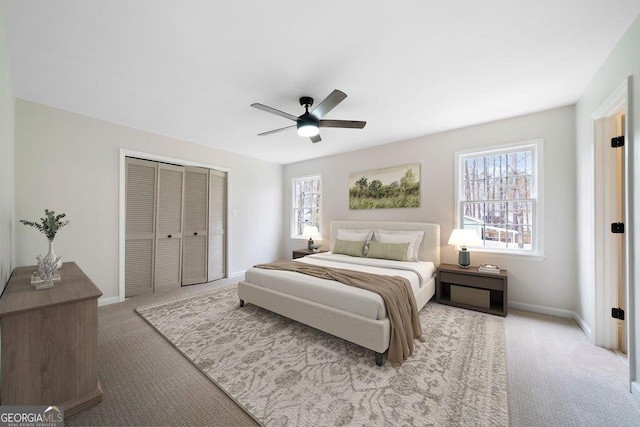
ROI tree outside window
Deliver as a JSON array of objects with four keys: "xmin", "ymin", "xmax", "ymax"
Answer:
[
  {"xmin": 292, "ymin": 175, "xmax": 322, "ymax": 238},
  {"xmin": 458, "ymin": 143, "xmax": 540, "ymax": 252}
]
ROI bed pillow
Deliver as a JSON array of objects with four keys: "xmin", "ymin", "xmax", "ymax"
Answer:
[
  {"xmin": 366, "ymin": 241, "xmax": 411, "ymax": 262},
  {"xmin": 336, "ymin": 228, "xmax": 373, "ymax": 242},
  {"xmin": 373, "ymin": 229, "xmax": 425, "ymax": 261},
  {"xmin": 333, "ymin": 239, "xmax": 367, "ymax": 257}
]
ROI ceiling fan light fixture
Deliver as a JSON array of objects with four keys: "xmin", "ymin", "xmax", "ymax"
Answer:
[
  {"xmin": 252, "ymin": 89, "xmax": 366, "ymax": 142},
  {"xmin": 297, "ymin": 120, "xmax": 319, "ymax": 137}
]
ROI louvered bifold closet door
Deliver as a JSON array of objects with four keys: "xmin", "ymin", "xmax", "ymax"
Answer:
[
  {"xmin": 125, "ymin": 158, "xmax": 157, "ymax": 298},
  {"xmin": 182, "ymin": 167, "xmax": 209, "ymax": 285},
  {"xmin": 154, "ymin": 163, "xmax": 185, "ymax": 292},
  {"xmin": 208, "ymin": 170, "xmax": 227, "ymax": 281}
]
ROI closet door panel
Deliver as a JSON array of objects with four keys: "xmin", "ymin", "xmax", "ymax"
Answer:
[
  {"xmin": 125, "ymin": 240, "xmax": 154, "ymax": 297},
  {"xmin": 208, "ymin": 233, "xmax": 225, "ymax": 280},
  {"xmin": 154, "ymin": 163, "xmax": 185, "ymax": 292},
  {"xmin": 208, "ymin": 170, "xmax": 226, "ymax": 281},
  {"xmin": 157, "ymin": 167, "xmax": 185, "ymax": 234},
  {"xmin": 125, "ymin": 158, "xmax": 157, "ymax": 297},
  {"xmin": 155, "ymin": 238, "xmax": 182, "ymax": 290},
  {"xmin": 183, "ymin": 235, "xmax": 207, "ymax": 284},
  {"xmin": 182, "ymin": 167, "xmax": 209, "ymax": 285}
]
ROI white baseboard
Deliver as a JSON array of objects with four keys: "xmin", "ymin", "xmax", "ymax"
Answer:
[
  {"xmin": 509, "ymin": 300, "xmax": 592, "ymax": 340},
  {"xmin": 632, "ymin": 382, "xmax": 640, "ymax": 402},
  {"xmin": 98, "ymin": 296, "xmax": 120, "ymax": 307},
  {"xmin": 573, "ymin": 312, "xmax": 592, "ymax": 341},
  {"xmin": 509, "ymin": 300, "xmax": 575, "ymax": 318},
  {"xmin": 229, "ymin": 270, "xmax": 247, "ymax": 279}
]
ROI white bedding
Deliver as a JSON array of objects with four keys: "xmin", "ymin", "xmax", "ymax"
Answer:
[{"xmin": 245, "ymin": 253, "xmax": 435, "ymax": 321}]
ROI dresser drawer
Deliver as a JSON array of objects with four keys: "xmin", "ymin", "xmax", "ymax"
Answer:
[{"xmin": 439, "ymin": 271, "xmax": 504, "ymax": 291}]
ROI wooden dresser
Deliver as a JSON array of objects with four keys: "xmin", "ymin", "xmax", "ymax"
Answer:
[{"xmin": 0, "ymin": 262, "xmax": 103, "ymax": 417}]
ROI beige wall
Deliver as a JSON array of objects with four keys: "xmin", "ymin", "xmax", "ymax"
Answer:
[
  {"xmin": 0, "ymin": 9, "xmax": 15, "ymax": 294},
  {"xmin": 575, "ymin": 13, "xmax": 640, "ymax": 394},
  {"xmin": 283, "ymin": 106, "xmax": 577, "ymax": 314},
  {"xmin": 15, "ymin": 100, "xmax": 283, "ymax": 300}
]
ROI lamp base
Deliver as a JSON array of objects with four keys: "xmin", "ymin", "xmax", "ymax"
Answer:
[
  {"xmin": 458, "ymin": 248, "xmax": 471, "ymax": 269},
  {"xmin": 307, "ymin": 238, "xmax": 314, "ymax": 250}
]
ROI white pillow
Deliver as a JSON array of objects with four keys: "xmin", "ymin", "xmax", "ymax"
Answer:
[
  {"xmin": 336, "ymin": 228, "xmax": 373, "ymax": 242},
  {"xmin": 373, "ymin": 229, "xmax": 425, "ymax": 261}
]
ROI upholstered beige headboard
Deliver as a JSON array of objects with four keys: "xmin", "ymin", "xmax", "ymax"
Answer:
[{"xmin": 330, "ymin": 220, "xmax": 440, "ymax": 266}]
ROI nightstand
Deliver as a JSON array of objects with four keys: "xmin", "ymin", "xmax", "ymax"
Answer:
[
  {"xmin": 436, "ymin": 263, "xmax": 508, "ymax": 316},
  {"xmin": 292, "ymin": 249, "xmax": 327, "ymax": 259}
]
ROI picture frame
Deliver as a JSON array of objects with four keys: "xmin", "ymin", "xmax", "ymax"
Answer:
[{"xmin": 348, "ymin": 163, "xmax": 420, "ymax": 209}]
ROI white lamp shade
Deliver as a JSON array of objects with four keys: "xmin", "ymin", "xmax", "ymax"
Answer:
[
  {"xmin": 447, "ymin": 229, "xmax": 481, "ymax": 247},
  {"xmin": 302, "ymin": 225, "xmax": 321, "ymax": 239}
]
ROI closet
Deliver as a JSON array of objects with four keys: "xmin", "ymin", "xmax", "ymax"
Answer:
[{"xmin": 125, "ymin": 157, "xmax": 226, "ymax": 297}]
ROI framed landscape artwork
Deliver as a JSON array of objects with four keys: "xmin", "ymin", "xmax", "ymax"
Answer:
[{"xmin": 349, "ymin": 163, "xmax": 420, "ymax": 209}]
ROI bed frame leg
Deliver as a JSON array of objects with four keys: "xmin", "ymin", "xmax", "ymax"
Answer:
[
  {"xmin": 239, "ymin": 299, "xmax": 245, "ymax": 307},
  {"xmin": 375, "ymin": 352, "xmax": 384, "ymax": 366}
]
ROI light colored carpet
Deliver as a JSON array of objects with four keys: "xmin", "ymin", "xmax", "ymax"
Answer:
[
  {"xmin": 135, "ymin": 285, "xmax": 508, "ymax": 426},
  {"xmin": 65, "ymin": 276, "xmax": 640, "ymax": 426},
  {"xmin": 506, "ymin": 309, "xmax": 640, "ymax": 426},
  {"xmin": 66, "ymin": 278, "xmax": 258, "ymax": 427}
]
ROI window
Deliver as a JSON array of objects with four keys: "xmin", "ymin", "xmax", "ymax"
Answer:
[
  {"xmin": 456, "ymin": 140, "xmax": 542, "ymax": 254},
  {"xmin": 292, "ymin": 174, "xmax": 322, "ymax": 238}
]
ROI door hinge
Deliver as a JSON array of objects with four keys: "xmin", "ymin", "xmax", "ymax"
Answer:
[
  {"xmin": 612, "ymin": 307, "xmax": 625, "ymax": 320},
  {"xmin": 611, "ymin": 136, "xmax": 625, "ymax": 147},
  {"xmin": 611, "ymin": 222, "xmax": 625, "ymax": 233}
]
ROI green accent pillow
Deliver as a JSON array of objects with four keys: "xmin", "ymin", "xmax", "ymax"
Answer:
[
  {"xmin": 333, "ymin": 239, "xmax": 366, "ymax": 257},
  {"xmin": 366, "ymin": 241, "xmax": 410, "ymax": 261}
]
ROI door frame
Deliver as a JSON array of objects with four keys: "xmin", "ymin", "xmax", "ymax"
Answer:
[
  {"xmin": 118, "ymin": 148, "xmax": 231, "ymax": 302},
  {"xmin": 591, "ymin": 76, "xmax": 635, "ymax": 390}
]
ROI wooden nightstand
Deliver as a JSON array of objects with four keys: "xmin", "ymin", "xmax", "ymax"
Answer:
[
  {"xmin": 292, "ymin": 249, "xmax": 328, "ymax": 259},
  {"xmin": 436, "ymin": 263, "xmax": 508, "ymax": 316}
]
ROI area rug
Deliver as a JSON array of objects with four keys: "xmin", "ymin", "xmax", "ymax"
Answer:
[{"xmin": 135, "ymin": 285, "xmax": 507, "ymax": 426}]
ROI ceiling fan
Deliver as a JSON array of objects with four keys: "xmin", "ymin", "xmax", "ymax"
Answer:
[{"xmin": 250, "ymin": 89, "xmax": 366, "ymax": 143}]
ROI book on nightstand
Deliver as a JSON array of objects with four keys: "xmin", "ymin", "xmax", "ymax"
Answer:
[{"xmin": 478, "ymin": 264, "xmax": 501, "ymax": 274}]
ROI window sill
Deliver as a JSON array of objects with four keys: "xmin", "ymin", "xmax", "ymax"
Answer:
[{"xmin": 470, "ymin": 248, "xmax": 545, "ymax": 261}]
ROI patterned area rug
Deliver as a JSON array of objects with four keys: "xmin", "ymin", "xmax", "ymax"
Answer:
[{"xmin": 136, "ymin": 285, "xmax": 507, "ymax": 426}]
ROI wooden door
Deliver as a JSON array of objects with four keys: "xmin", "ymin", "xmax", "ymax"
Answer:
[
  {"xmin": 182, "ymin": 167, "xmax": 209, "ymax": 285},
  {"xmin": 125, "ymin": 158, "xmax": 157, "ymax": 297},
  {"xmin": 154, "ymin": 163, "xmax": 185, "ymax": 292},
  {"xmin": 208, "ymin": 170, "xmax": 226, "ymax": 281}
]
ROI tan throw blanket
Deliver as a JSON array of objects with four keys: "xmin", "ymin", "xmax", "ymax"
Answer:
[{"xmin": 254, "ymin": 260, "xmax": 424, "ymax": 366}]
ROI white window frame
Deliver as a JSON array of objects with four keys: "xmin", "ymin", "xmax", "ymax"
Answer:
[
  {"xmin": 454, "ymin": 139, "xmax": 544, "ymax": 257},
  {"xmin": 291, "ymin": 173, "xmax": 323, "ymax": 239}
]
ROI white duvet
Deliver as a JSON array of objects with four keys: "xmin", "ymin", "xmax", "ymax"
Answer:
[{"xmin": 244, "ymin": 253, "xmax": 435, "ymax": 320}]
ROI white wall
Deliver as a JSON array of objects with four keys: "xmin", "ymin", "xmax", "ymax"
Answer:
[
  {"xmin": 0, "ymin": 8, "xmax": 15, "ymax": 294},
  {"xmin": 283, "ymin": 106, "xmax": 577, "ymax": 314},
  {"xmin": 575, "ymin": 14, "xmax": 640, "ymax": 395},
  {"xmin": 15, "ymin": 100, "xmax": 283, "ymax": 300}
]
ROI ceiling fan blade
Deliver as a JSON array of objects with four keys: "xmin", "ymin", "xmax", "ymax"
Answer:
[
  {"xmin": 257, "ymin": 125, "xmax": 296, "ymax": 136},
  {"xmin": 310, "ymin": 89, "xmax": 347, "ymax": 119},
  {"xmin": 251, "ymin": 103, "xmax": 298, "ymax": 121},
  {"xmin": 319, "ymin": 119, "xmax": 366, "ymax": 129},
  {"xmin": 310, "ymin": 134, "xmax": 322, "ymax": 143}
]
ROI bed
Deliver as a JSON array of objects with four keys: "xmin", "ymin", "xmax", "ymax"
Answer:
[{"xmin": 238, "ymin": 220, "xmax": 440, "ymax": 365}]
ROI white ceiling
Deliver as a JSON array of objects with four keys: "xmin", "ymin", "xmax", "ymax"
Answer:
[{"xmin": 2, "ymin": 1, "xmax": 640, "ymax": 164}]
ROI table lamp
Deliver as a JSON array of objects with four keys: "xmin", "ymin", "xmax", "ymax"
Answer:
[
  {"xmin": 302, "ymin": 225, "xmax": 321, "ymax": 250},
  {"xmin": 447, "ymin": 229, "xmax": 481, "ymax": 268}
]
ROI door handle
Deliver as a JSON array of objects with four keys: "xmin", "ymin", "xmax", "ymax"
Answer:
[
  {"xmin": 194, "ymin": 232, "xmax": 198, "ymax": 236},
  {"xmin": 167, "ymin": 235, "xmax": 172, "ymax": 238}
]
